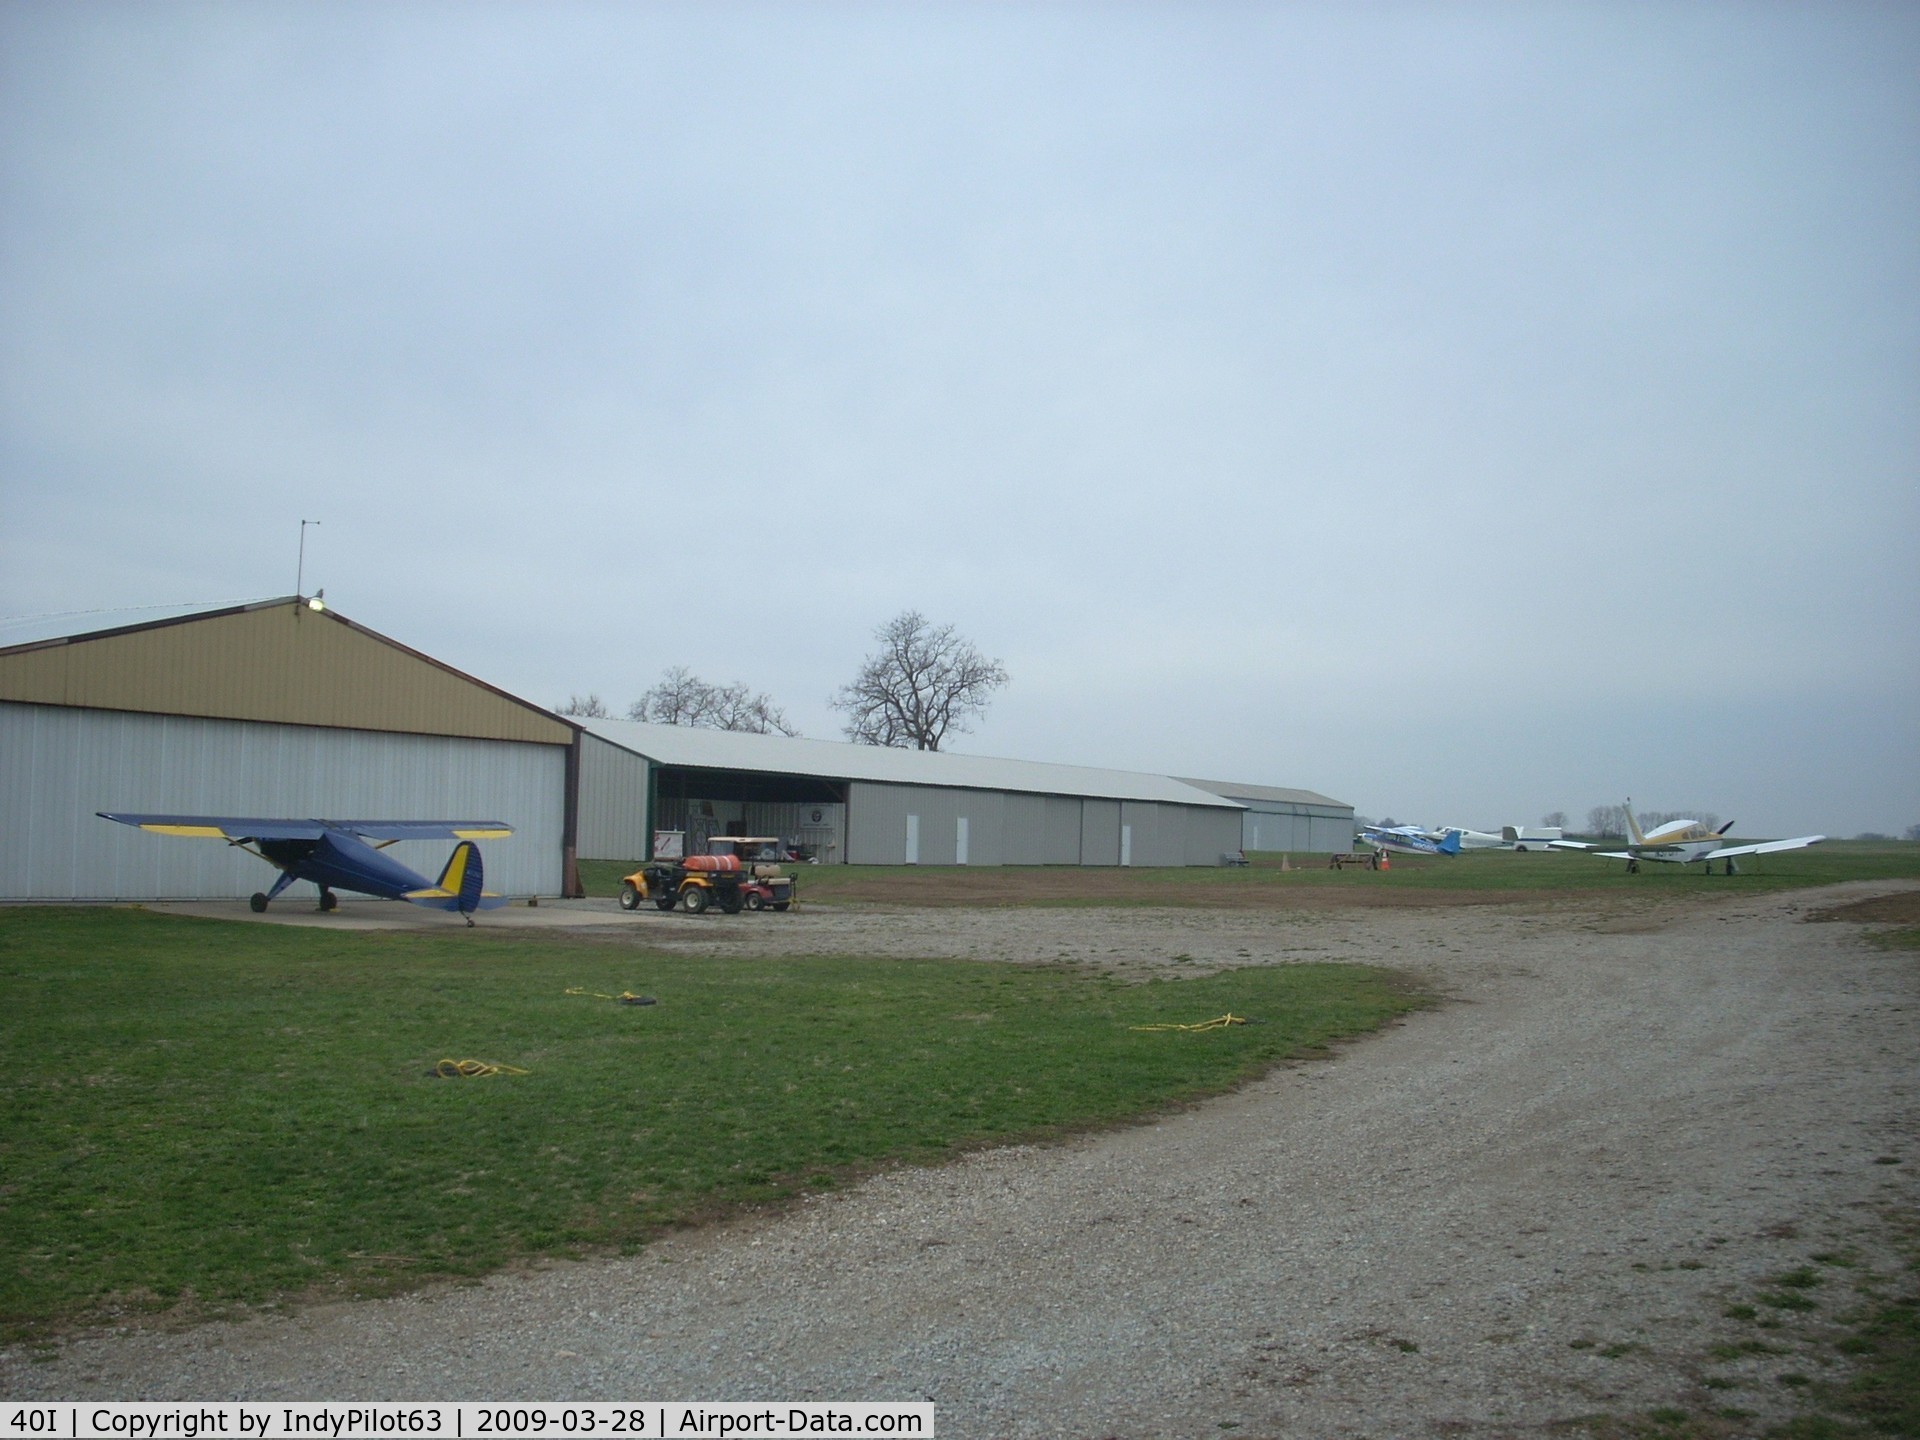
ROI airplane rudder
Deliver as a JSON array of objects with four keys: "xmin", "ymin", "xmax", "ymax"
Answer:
[{"xmin": 455, "ymin": 840, "xmax": 486, "ymax": 913}]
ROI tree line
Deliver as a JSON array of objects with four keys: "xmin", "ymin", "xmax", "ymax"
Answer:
[{"xmin": 556, "ymin": 609, "xmax": 1008, "ymax": 752}]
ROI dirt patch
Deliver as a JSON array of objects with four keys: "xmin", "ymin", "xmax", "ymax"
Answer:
[
  {"xmin": 805, "ymin": 867, "xmax": 1542, "ymax": 909},
  {"xmin": 1803, "ymin": 890, "xmax": 1920, "ymax": 925}
]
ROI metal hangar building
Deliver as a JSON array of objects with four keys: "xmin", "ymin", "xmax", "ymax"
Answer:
[
  {"xmin": 0, "ymin": 598, "xmax": 573, "ymax": 902},
  {"xmin": 570, "ymin": 717, "xmax": 1247, "ymax": 868}
]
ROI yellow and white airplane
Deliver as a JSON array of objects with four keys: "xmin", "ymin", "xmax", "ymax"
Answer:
[{"xmin": 1557, "ymin": 801, "xmax": 1825, "ymax": 874}]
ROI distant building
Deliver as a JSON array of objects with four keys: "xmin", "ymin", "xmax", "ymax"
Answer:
[
  {"xmin": 571, "ymin": 717, "xmax": 1245, "ymax": 867},
  {"xmin": 1173, "ymin": 779, "xmax": 1355, "ymax": 854}
]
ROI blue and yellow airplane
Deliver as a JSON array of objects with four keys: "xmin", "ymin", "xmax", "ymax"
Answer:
[{"xmin": 97, "ymin": 814, "xmax": 513, "ymax": 923}]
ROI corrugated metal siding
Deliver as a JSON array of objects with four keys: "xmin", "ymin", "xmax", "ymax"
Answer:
[
  {"xmin": 1239, "ymin": 804, "xmax": 1357, "ymax": 854},
  {"xmin": 1080, "ymin": 799, "xmax": 1121, "ymax": 865},
  {"xmin": 1, "ymin": 702, "xmax": 564, "ymax": 900},
  {"xmin": 0, "ymin": 602, "xmax": 570, "ymax": 745},
  {"xmin": 841, "ymin": 781, "xmax": 1229, "ymax": 867},
  {"xmin": 575, "ymin": 734, "xmax": 651, "ymax": 860},
  {"xmin": 1312, "ymin": 815, "xmax": 1356, "ymax": 852}
]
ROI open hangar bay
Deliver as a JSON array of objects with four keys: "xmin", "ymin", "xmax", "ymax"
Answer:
[{"xmin": 0, "ymin": 598, "xmax": 1354, "ymax": 902}]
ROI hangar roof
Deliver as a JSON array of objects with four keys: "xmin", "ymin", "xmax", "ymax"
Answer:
[
  {"xmin": 1174, "ymin": 777, "xmax": 1352, "ymax": 810},
  {"xmin": 574, "ymin": 717, "xmax": 1243, "ymax": 810},
  {"xmin": 0, "ymin": 596, "xmax": 570, "ymax": 745}
]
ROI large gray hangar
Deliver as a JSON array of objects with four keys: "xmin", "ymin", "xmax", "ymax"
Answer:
[
  {"xmin": 571, "ymin": 718, "xmax": 1246, "ymax": 868},
  {"xmin": 0, "ymin": 598, "xmax": 572, "ymax": 902}
]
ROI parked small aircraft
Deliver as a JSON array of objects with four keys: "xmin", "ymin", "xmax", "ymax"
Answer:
[
  {"xmin": 1357, "ymin": 824, "xmax": 1464, "ymax": 856},
  {"xmin": 98, "ymin": 814, "xmax": 513, "ymax": 922},
  {"xmin": 1553, "ymin": 801, "xmax": 1824, "ymax": 874}
]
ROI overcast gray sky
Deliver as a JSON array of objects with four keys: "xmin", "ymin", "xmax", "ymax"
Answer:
[{"xmin": 3, "ymin": 1, "xmax": 1915, "ymax": 838}]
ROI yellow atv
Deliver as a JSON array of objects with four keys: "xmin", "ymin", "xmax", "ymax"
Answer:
[{"xmin": 619, "ymin": 837, "xmax": 795, "ymax": 915}]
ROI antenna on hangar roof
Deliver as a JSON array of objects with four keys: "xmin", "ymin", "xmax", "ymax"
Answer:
[{"xmin": 296, "ymin": 519, "xmax": 321, "ymax": 601}]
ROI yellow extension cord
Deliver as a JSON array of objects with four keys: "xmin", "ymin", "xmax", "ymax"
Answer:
[
  {"xmin": 1130, "ymin": 1013, "xmax": 1248, "ymax": 1032},
  {"xmin": 428, "ymin": 1059, "xmax": 529, "ymax": 1078},
  {"xmin": 565, "ymin": 987, "xmax": 656, "ymax": 1005}
]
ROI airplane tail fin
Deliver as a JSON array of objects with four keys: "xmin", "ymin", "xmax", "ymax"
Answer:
[
  {"xmin": 1438, "ymin": 829, "xmax": 1463, "ymax": 855},
  {"xmin": 1623, "ymin": 800, "xmax": 1645, "ymax": 846},
  {"xmin": 404, "ymin": 840, "xmax": 504, "ymax": 915},
  {"xmin": 438, "ymin": 840, "xmax": 486, "ymax": 914}
]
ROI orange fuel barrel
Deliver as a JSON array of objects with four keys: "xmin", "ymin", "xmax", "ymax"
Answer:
[{"xmin": 683, "ymin": 854, "xmax": 742, "ymax": 873}]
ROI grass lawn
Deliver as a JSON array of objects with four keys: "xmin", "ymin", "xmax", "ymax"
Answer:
[
  {"xmin": 0, "ymin": 907, "xmax": 1425, "ymax": 1339},
  {"xmin": 579, "ymin": 839, "xmax": 1920, "ymax": 908}
]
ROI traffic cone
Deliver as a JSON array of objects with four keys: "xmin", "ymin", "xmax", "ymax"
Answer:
[{"xmin": 1379, "ymin": 852, "xmax": 1390, "ymax": 870}]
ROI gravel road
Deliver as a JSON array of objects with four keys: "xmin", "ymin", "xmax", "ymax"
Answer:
[{"xmin": 5, "ymin": 882, "xmax": 1915, "ymax": 1438}]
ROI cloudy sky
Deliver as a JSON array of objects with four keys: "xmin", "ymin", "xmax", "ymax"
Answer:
[{"xmin": 2, "ymin": 1, "xmax": 1915, "ymax": 838}]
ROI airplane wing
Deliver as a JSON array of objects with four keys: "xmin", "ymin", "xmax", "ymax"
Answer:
[
  {"xmin": 98, "ymin": 813, "xmax": 330, "ymax": 841},
  {"xmin": 1712, "ymin": 835, "xmax": 1826, "ymax": 860},
  {"xmin": 325, "ymin": 821, "xmax": 514, "ymax": 841},
  {"xmin": 98, "ymin": 814, "xmax": 513, "ymax": 842},
  {"xmin": 1548, "ymin": 839, "xmax": 1595, "ymax": 850}
]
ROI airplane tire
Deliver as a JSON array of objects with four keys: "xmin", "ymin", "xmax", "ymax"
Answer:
[
  {"xmin": 319, "ymin": 891, "xmax": 338, "ymax": 912},
  {"xmin": 250, "ymin": 893, "xmax": 269, "ymax": 913},
  {"xmin": 682, "ymin": 886, "xmax": 710, "ymax": 915},
  {"xmin": 619, "ymin": 882, "xmax": 642, "ymax": 911}
]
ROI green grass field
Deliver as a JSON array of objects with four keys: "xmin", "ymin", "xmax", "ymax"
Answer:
[
  {"xmin": 0, "ymin": 907, "xmax": 1424, "ymax": 1339},
  {"xmin": 580, "ymin": 839, "xmax": 1920, "ymax": 907}
]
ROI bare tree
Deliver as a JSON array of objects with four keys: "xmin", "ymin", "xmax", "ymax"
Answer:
[
  {"xmin": 1541, "ymin": 811, "xmax": 1568, "ymax": 829},
  {"xmin": 1586, "ymin": 805, "xmax": 1625, "ymax": 838},
  {"xmin": 556, "ymin": 693, "xmax": 609, "ymax": 718},
  {"xmin": 830, "ymin": 610, "xmax": 1009, "ymax": 751},
  {"xmin": 629, "ymin": 667, "xmax": 707, "ymax": 725},
  {"xmin": 629, "ymin": 667, "xmax": 796, "ymax": 736}
]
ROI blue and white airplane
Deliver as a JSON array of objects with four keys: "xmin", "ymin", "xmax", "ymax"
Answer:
[
  {"xmin": 98, "ymin": 814, "xmax": 513, "ymax": 922},
  {"xmin": 1357, "ymin": 824, "xmax": 1464, "ymax": 857}
]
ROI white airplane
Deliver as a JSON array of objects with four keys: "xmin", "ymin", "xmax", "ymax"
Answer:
[
  {"xmin": 1557, "ymin": 800, "xmax": 1825, "ymax": 874},
  {"xmin": 1444, "ymin": 825, "xmax": 1566, "ymax": 851}
]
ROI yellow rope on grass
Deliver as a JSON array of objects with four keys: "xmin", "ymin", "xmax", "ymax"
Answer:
[
  {"xmin": 565, "ymin": 987, "xmax": 657, "ymax": 1005},
  {"xmin": 1130, "ymin": 1013, "xmax": 1248, "ymax": 1033},
  {"xmin": 429, "ymin": 1059, "xmax": 530, "ymax": 1079}
]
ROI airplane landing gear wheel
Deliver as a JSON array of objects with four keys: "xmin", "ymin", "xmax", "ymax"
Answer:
[
  {"xmin": 249, "ymin": 893, "xmax": 269, "ymax": 913},
  {"xmin": 319, "ymin": 890, "xmax": 338, "ymax": 912}
]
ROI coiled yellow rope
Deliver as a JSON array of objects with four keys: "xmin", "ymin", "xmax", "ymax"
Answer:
[
  {"xmin": 1130, "ymin": 1013, "xmax": 1248, "ymax": 1033},
  {"xmin": 428, "ymin": 1059, "xmax": 530, "ymax": 1078},
  {"xmin": 565, "ymin": 987, "xmax": 657, "ymax": 1005}
]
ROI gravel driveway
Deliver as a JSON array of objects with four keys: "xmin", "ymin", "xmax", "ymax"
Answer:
[{"xmin": 6, "ymin": 883, "xmax": 1915, "ymax": 1437}]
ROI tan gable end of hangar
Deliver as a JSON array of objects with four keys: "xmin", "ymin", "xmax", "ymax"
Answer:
[
  {"xmin": 0, "ymin": 598, "xmax": 571, "ymax": 745},
  {"xmin": 0, "ymin": 598, "xmax": 575, "ymax": 902}
]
